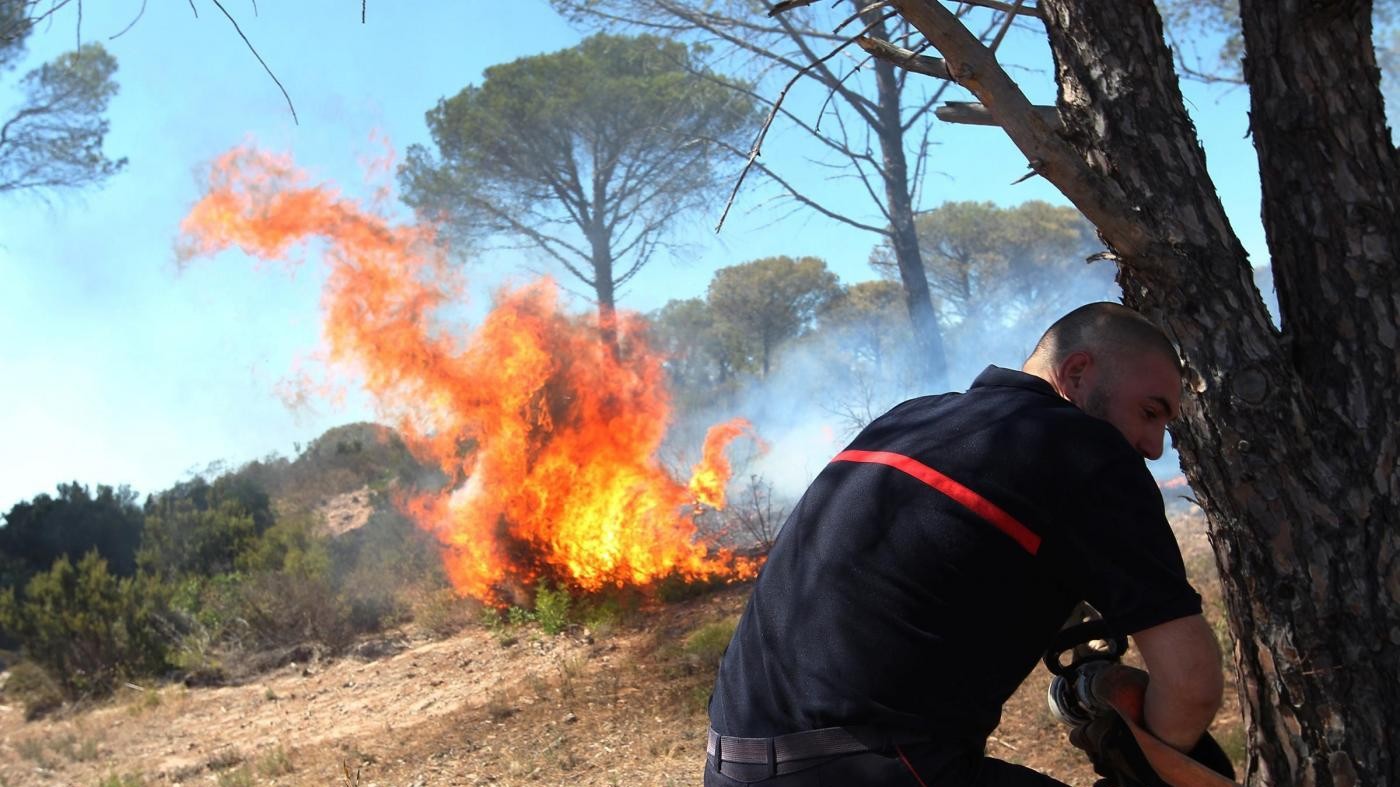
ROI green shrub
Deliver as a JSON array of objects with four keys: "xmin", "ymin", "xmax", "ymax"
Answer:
[
  {"xmin": 235, "ymin": 569, "xmax": 353, "ymax": 652},
  {"xmin": 0, "ymin": 552, "xmax": 172, "ymax": 699},
  {"xmin": 682, "ymin": 616, "xmax": 739, "ymax": 668},
  {"xmin": 138, "ymin": 476, "xmax": 272, "ymax": 578},
  {"xmin": 506, "ymin": 605, "xmax": 536, "ymax": 627},
  {"xmin": 534, "ymin": 580, "xmax": 572, "ymax": 635}
]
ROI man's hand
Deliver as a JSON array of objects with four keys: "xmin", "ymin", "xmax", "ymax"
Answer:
[
  {"xmin": 1131, "ymin": 614, "xmax": 1224, "ymax": 751},
  {"xmin": 1068, "ymin": 662, "xmax": 1237, "ymax": 785}
]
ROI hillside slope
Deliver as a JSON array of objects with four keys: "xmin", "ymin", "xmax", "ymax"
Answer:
[{"xmin": 0, "ymin": 511, "xmax": 1239, "ymax": 787}]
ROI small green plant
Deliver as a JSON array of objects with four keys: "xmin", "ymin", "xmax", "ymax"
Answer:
[
  {"xmin": 506, "ymin": 605, "xmax": 536, "ymax": 627},
  {"xmin": 687, "ymin": 682, "xmax": 713, "ymax": 713},
  {"xmin": 534, "ymin": 580, "xmax": 572, "ymax": 635},
  {"xmin": 682, "ymin": 616, "xmax": 739, "ymax": 668}
]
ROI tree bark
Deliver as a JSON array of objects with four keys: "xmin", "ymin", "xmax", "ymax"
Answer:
[
  {"xmin": 588, "ymin": 224, "xmax": 621, "ymax": 358},
  {"xmin": 862, "ymin": 4, "xmax": 950, "ymax": 389},
  {"xmin": 1027, "ymin": 1, "xmax": 1400, "ymax": 784}
]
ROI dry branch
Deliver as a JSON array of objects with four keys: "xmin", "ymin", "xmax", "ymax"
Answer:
[
  {"xmin": 956, "ymin": 0, "xmax": 1042, "ymax": 19},
  {"xmin": 768, "ymin": 0, "xmax": 821, "ymax": 17},
  {"xmin": 890, "ymin": 0, "xmax": 1151, "ymax": 257},
  {"xmin": 856, "ymin": 35, "xmax": 951, "ymax": 80},
  {"xmin": 934, "ymin": 100, "xmax": 1059, "ymax": 129},
  {"xmin": 716, "ymin": 10, "xmax": 898, "ymax": 232}
]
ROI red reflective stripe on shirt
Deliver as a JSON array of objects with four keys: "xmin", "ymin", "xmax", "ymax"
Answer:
[{"xmin": 831, "ymin": 449, "xmax": 1042, "ymax": 556}]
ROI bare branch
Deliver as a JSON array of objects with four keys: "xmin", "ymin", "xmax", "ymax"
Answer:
[
  {"xmin": 957, "ymin": 0, "xmax": 1042, "ymax": 19},
  {"xmin": 208, "ymin": 0, "xmax": 297, "ymax": 124},
  {"xmin": 891, "ymin": 0, "xmax": 1151, "ymax": 256},
  {"xmin": 987, "ymin": 0, "xmax": 1024, "ymax": 53},
  {"xmin": 109, "ymin": 0, "xmax": 147, "ymax": 40},
  {"xmin": 717, "ymin": 10, "xmax": 897, "ymax": 232},
  {"xmin": 708, "ymin": 137, "xmax": 891, "ymax": 235},
  {"xmin": 769, "ymin": 0, "xmax": 822, "ymax": 17},
  {"xmin": 834, "ymin": 1, "xmax": 895, "ymax": 35},
  {"xmin": 857, "ymin": 35, "xmax": 951, "ymax": 79},
  {"xmin": 934, "ymin": 100, "xmax": 1059, "ymax": 128}
]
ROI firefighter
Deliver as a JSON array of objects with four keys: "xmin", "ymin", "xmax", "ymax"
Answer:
[{"xmin": 704, "ymin": 302, "xmax": 1225, "ymax": 786}]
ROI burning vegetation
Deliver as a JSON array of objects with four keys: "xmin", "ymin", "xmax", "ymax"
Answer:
[{"xmin": 178, "ymin": 145, "xmax": 757, "ymax": 604}]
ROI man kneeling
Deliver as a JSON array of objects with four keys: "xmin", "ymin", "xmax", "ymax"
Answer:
[{"xmin": 704, "ymin": 302, "xmax": 1223, "ymax": 786}]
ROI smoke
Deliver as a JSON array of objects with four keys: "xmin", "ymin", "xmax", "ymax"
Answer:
[{"xmin": 661, "ymin": 255, "xmax": 1205, "ymax": 534}]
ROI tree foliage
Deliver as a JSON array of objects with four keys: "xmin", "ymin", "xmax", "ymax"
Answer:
[
  {"xmin": 819, "ymin": 279, "xmax": 914, "ymax": 375},
  {"xmin": 705, "ymin": 255, "xmax": 840, "ymax": 378},
  {"xmin": 0, "ymin": 40, "xmax": 126, "ymax": 196},
  {"xmin": 549, "ymin": 0, "xmax": 1021, "ymax": 387},
  {"xmin": 137, "ymin": 475, "xmax": 275, "ymax": 579},
  {"xmin": 400, "ymin": 33, "xmax": 756, "ymax": 330},
  {"xmin": 872, "ymin": 200, "xmax": 1114, "ymax": 329},
  {"xmin": 0, "ymin": 482, "xmax": 144, "ymax": 590},
  {"xmin": 649, "ymin": 296, "xmax": 735, "ymax": 396}
]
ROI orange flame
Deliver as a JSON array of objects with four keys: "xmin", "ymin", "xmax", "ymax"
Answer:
[
  {"xmin": 179, "ymin": 145, "xmax": 757, "ymax": 602},
  {"xmin": 690, "ymin": 419, "xmax": 761, "ymax": 509}
]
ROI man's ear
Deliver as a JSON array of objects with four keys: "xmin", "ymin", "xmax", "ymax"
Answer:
[{"xmin": 1057, "ymin": 351, "xmax": 1093, "ymax": 393}]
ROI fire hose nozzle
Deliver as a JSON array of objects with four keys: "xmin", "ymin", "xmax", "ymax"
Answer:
[{"xmin": 1047, "ymin": 659, "xmax": 1113, "ymax": 726}]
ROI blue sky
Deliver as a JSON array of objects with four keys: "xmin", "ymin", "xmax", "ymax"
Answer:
[{"xmin": 0, "ymin": 1, "xmax": 1277, "ymax": 510}]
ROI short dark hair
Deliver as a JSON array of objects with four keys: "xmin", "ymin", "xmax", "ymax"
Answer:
[{"xmin": 1029, "ymin": 302, "xmax": 1181, "ymax": 373}]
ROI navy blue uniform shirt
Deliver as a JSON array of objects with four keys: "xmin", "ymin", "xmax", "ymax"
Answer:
[{"xmin": 708, "ymin": 366, "xmax": 1201, "ymax": 751}]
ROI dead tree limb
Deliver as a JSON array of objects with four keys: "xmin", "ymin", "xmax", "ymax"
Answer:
[
  {"xmin": 955, "ymin": 0, "xmax": 1042, "ymax": 19},
  {"xmin": 856, "ymin": 35, "xmax": 951, "ymax": 79},
  {"xmin": 934, "ymin": 100, "xmax": 1059, "ymax": 128},
  {"xmin": 716, "ymin": 10, "xmax": 898, "ymax": 232},
  {"xmin": 890, "ymin": 0, "xmax": 1152, "ymax": 259}
]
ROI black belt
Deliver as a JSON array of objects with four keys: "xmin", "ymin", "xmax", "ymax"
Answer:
[{"xmin": 706, "ymin": 726, "xmax": 872, "ymax": 777}]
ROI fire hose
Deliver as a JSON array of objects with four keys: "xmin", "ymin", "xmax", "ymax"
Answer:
[{"xmin": 1044, "ymin": 622, "xmax": 1240, "ymax": 787}]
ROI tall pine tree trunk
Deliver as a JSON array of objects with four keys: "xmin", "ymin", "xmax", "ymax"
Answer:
[
  {"xmin": 1028, "ymin": 1, "xmax": 1400, "ymax": 783},
  {"xmin": 862, "ymin": 5, "xmax": 949, "ymax": 388}
]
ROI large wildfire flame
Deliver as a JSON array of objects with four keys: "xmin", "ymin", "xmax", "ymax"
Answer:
[{"xmin": 178, "ymin": 145, "xmax": 757, "ymax": 602}]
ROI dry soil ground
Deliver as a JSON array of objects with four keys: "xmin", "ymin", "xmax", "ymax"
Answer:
[{"xmin": 0, "ymin": 507, "xmax": 1241, "ymax": 787}]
